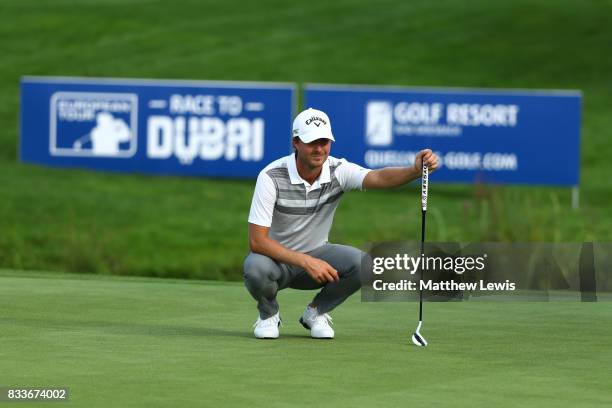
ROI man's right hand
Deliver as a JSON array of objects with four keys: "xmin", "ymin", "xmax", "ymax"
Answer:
[{"xmin": 303, "ymin": 255, "xmax": 339, "ymax": 284}]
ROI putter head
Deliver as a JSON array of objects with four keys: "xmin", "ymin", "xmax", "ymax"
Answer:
[
  {"xmin": 411, "ymin": 332, "xmax": 428, "ymax": 347},
  {"xmin": 411, "ymin": 321, "xmax": 428, "ymax": 346}
]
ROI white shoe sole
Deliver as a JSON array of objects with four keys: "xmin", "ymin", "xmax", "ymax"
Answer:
[{"xmin": 255, "ymin": 335, "xmax": 278, "ymax": 339}]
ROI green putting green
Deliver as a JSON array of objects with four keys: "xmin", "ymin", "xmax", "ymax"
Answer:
[{"xmin": 1, "ymin": 270, "xmax": 610, "ymax": 407}]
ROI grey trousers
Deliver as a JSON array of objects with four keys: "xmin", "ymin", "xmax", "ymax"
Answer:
[{"xmin": 243, "ymin": 244, "xmax": 367, "ymax": 319}]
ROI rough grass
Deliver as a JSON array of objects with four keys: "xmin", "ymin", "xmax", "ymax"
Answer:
[{"xmin": 0, "ymin": 0, "xmax": 611, "ymax": 278}]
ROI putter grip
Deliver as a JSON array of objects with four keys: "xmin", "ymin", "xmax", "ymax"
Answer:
[{"xmin": 421, "ymin": 163, "xmax": 428, "ymax": 211}]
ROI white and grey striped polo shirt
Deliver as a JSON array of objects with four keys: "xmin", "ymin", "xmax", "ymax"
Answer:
[{"xmin": 248, "ymin": 154, "xmax": 371, "ymax": 252}]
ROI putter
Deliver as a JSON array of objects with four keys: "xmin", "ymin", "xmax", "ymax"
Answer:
[{"xmin": 411, "ymin": 162, "xmax": 428, "ymax": 347}]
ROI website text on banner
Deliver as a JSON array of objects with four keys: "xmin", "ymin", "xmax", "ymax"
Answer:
[
  {"xmin": 20, "ymin": 77, "xmax": 295, "ymax": 178},
  {"xmin": 304, "ymin": 84, "xmax": 581, "ymax": 187}
]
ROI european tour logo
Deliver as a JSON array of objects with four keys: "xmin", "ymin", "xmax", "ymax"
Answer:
[{"xmin": 49, "ymin": 92, "xmax": 138, "ymax": 158}]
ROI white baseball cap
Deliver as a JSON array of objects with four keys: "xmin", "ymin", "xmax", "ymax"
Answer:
[{"xmin": 292, "ymin": 108, "xmax": 335, "ymax": 144}]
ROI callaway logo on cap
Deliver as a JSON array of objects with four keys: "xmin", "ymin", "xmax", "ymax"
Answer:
[{"xmin": 292, "ymin": 108, "xmax": 335, "ymax": 144}]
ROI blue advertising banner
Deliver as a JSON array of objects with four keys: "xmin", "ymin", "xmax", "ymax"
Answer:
[
  {"xmin": 20, "ymin": 77, "xmax": 295, "ymax": 178},
  {"xmin": 304, "ymin": 84, "xmax": 581, "ymax": 186}
]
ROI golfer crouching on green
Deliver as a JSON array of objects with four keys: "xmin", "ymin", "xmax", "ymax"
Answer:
[{"xmin": 244, "ymin": 108, "xmax": 439, "ymax": 339}]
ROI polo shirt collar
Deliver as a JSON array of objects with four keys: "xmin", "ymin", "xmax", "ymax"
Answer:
[{"xmin": 287, "ymin": 154, "xmax": 331, "ymax": 186}]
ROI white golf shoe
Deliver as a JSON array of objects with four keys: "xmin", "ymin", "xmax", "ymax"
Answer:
[
  {"xmin": 299, "ymin": 306, "xmax": 334, "ymax": 339},
  {"xmin": 253, "ymin": 312, "xmax": 281, "ymax": 339}
]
